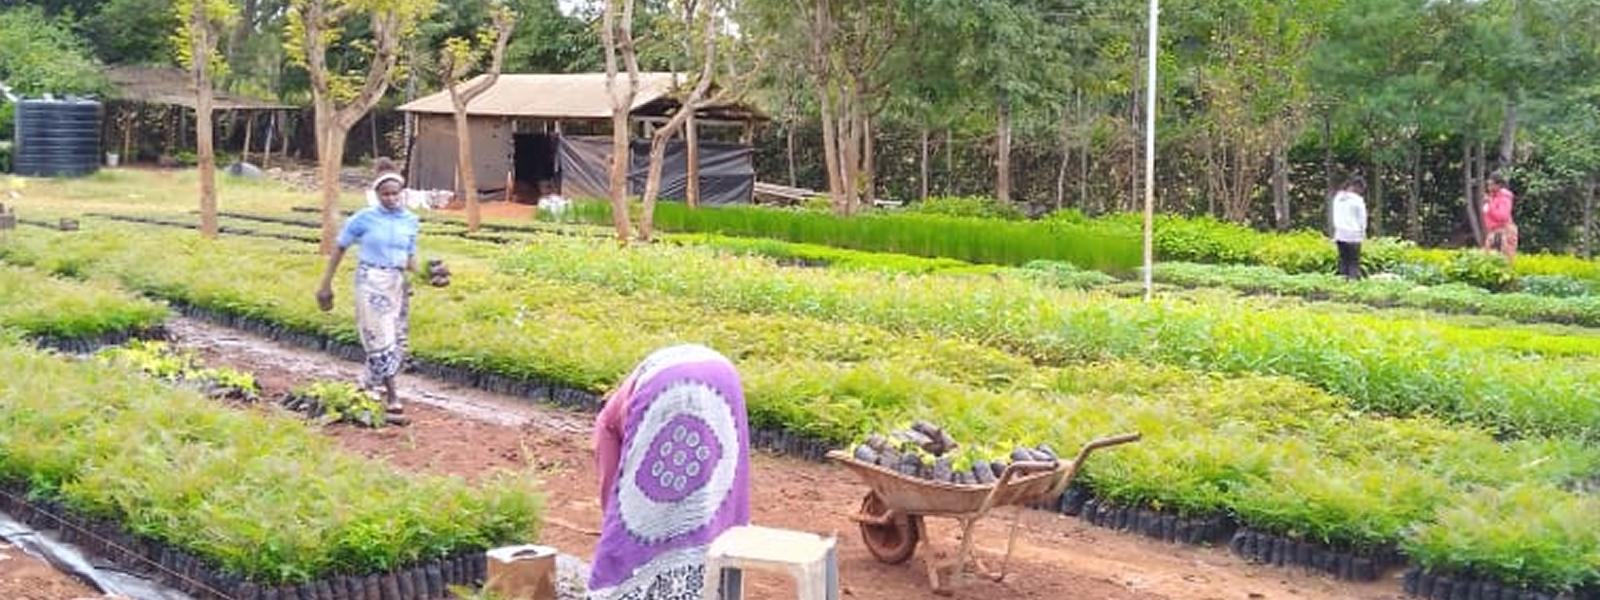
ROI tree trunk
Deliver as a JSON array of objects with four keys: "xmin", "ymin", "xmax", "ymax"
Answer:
[
  {"xmin": 451, "ymin": 97, "xmax": 479, "ymax": 231},
  {"xmin": 919, "ymin": 127, "xmax": 929, "ymax": 201},
  {"xmin": 785, "ymin": 118, "xmax": 797, "ymax": 188},
  {"xmin": 817, "ymin": 89, "xmax": 844, "ymax": 212},
  {"xmin": 242, "ymin": 112, "xmax": 255, "ymax": 165},
  {"xmin": 1497, "ymin": 100, "xmax": 1517, "ymax": 169},
  {"xmin": 945, "ymin": 129, "xmax": 954, "ymax": 196},
  {"xmin": 1271, "ymin": 143, "xmax": 1289, "ymax": 231},
  {"xmin": 192, "ymin": 0, "xmax": 218, "ymax": 240},
  {"xmin": 1371, "ymin": 161, "xmax": 1385, "ymax": 237},
  {"xmin": 608, "ymin": 113, "xmax": 633, "ymax": 242},
  {"xmin": 842, "ymin": 96, "xmax": 863, "ymax": 214},
  {"xmin": 1322, "ymin": 111, "xmax": 1334, "ymax": 194},
  {"xmin": 1406, "ymin": 141, "xmax": 1421, "ymax": 241},
  {"xmin": 639, "ymin": 132, "xmax": 671, "ymax": 240},
  {"xmin": 996, "ymin": 95, "xmax": 1012, "ymax": 204},
  {"xmin": 1077, "ymin": 91, "xmax": 1088, "ymax": 212},
  {"xmin": 1462, "ymin": 134, "xmax": 1483, "ymax": 245},
  {"xmin": 1055, "ymin": 114, "xmax": 1070, "ymax": 211},
  {"xmin": 1584, "ymin": 174, "xmax": 1596, "ymax": 258},
  {"xmin": 602, "ymin": 0, "xmax": 638, "ymax": 244},
  {"xmin": 862, "ymin": 111, "xmax": 875, "ymax": 207},
  {"xmin": 316, "ymin": 110, "xmax": 350, "ymax": 255},
  {"xmin": 686, "ymin": 111, "xmax": 700, "ymax": 208}
]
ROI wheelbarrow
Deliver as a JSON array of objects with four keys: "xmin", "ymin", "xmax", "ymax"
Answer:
[{"xmin": 826, "ymin": 432, "xmax": 1140, "ymax": 594}]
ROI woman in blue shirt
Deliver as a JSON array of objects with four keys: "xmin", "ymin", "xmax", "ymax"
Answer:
[{"xmin": 315, "ymin": 172, "xmax": 421, "ymax": 413}]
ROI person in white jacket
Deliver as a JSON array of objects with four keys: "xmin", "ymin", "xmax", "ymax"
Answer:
[{"xmin": 1331, "ymin": 175, "xmax": 1368, "ymax": 280}]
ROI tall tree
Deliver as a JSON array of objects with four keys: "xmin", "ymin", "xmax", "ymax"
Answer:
[
  {"xmin": 636, "ymin": 0, "xmax": 747, "ymax": 240},
  {"xmin": 1312, "ymin": 0, "xmax": 1443, "ymax": 239},
  {"xmin": 85, "ymin": 0, "xmax": 181, "ymax": 65},
  {"xmin": 601, "ymin": 0, "xmax": 641, "ymax": 243},
  {"xmin": 918, "ymin": 0, "xmax": 1076, "ymax": 206},
  {"xmin": 286, "ymin": 0, "xmax": 437, "ymax": 254},
  {"xmin": 745, "ymin": 0, "xmax": 904, "ymax": 215},
  {"xmin": 172, "ymin": 0, "xmax": 238, "ymax": 240},
  {"xmin": 1173, "ymin": 0, "xmax": 1335, "ymax": 224},
  {"xmin": 0, "ymin": 6, "xmax": 108, "ymax": 96},
  {"xmin": 440, "ymin": 3, "xmax": 514, "ymax": 233}
]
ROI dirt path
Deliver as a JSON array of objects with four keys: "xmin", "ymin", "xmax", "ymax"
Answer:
[
  {"xmin": 172, "ymin": 316, "xmax": 1406, "ymax": 600},
  {"xmin": 0, "ymin": 542, "xmax": 105, "ymax": 600}
]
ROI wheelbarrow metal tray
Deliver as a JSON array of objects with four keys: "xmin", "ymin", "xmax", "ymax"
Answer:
[{"xmin": 826, "ymin": 453, "xmax": 1064, "ymax": 516}]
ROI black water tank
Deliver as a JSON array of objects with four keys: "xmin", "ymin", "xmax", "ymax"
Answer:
[{"xmin": 12, "ymin": 98, "xmax": 102, "ymax": 177}]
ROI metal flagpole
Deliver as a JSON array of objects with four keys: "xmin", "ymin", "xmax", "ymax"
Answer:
[{"xmin": 1142, "ymin": 0, "xmax": 1160, "ymax": 301}]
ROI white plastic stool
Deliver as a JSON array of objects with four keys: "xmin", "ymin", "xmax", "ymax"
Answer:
[{"xmin": 702, "ymin": 525, "xmax": 839, "ymax": 600}]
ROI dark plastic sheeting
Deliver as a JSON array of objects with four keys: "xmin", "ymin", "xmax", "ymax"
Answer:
[
  {"xmin": 1, "ymin": 511, "xmax": 197, "ymax": 600},
  {"xmin": 557, "ymin": 135, "xmax": 755, "ymax": 206}
]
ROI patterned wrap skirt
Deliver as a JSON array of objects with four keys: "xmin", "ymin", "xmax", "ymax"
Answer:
[{"xmin": 354, "ymin": 263, "xmax": 410, "ymax": 386}]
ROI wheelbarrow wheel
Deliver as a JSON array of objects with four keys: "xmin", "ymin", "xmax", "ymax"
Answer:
[{"xmin": 858, "ymin": 492, "xmax": 922, "ymax": 565}]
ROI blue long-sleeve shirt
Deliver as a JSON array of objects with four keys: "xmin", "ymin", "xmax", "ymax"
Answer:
[{"xmin": 336, "ymin": 206, "xmax": 419, "ymax": 268}]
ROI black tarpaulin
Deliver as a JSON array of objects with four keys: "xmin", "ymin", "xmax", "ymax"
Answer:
[{"xmin": 555, "ymin": 135, "xmax": 754, "ymax": 206}]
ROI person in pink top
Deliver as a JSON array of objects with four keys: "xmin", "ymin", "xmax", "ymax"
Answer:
[
  {"xmin": 589, "ymin": 344, "xmax": 751, "ymax": 600},
  {"xmin": 1481, "ymin": 172, "xmax": 1518, "ymax": 264}
]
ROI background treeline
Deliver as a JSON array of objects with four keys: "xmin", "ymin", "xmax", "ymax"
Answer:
[{"xmin": 1, "ymin": 0, "xmax": 1598, "ymax": 254}]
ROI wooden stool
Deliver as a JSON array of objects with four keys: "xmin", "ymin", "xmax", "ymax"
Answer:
[{"xmin": 702, "ymin": 525, "xmax": 838, "ymax": 600}]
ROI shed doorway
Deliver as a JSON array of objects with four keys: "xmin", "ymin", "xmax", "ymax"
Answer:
[{"xmin": 514, "ymin": 133, "xmax": 560, "ymax": 202}]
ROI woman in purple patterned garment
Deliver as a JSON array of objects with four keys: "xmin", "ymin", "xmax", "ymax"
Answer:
[{"xmin": 589, "ymin": 344, "xmax": 752, "ymax": 600}]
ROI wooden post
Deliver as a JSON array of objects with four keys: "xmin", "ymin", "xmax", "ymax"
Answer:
[
  {"xmin": 505, "ymin": 169, "xmax": 515, "ymax": 203},
  {"xmin": 242, "ymin": 112, "xmax": 256, "ymax": 165},
  {"xmin": 263, "ymin": 112, "xmax": 275, "ymax": 169},
  {"xmin": 686, "ymin": 111, "xmax": 700, "ymax": 208},
  {"xmin": 122, "ymin": 112, "xmax": 133, "ymax": 164}
]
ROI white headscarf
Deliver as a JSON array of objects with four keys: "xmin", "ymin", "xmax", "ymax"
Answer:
[{"xmin": 372, "ymin": 172, "xmax": 405, "ymax": 191}]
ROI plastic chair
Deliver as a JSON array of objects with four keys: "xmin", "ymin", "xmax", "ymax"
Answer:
[{"xmin": 702, "ymin": 525, "xmax": 839, "ymax": 600}]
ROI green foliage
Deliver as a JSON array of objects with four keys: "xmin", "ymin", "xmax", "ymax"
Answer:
[
  {"xmin": 170, "ymin": 0, "xmax": 239, "ymax": 78},
  {"xmin": 290, "ymin": 380, "xmax": 387, "ymax": 427},
  {"xmin": 1518, "ymin": 274, "xmax": 1593, "ymax": 298},
  {"xmin": 0, "ymin": 342, "xmax": 542, "ymax": 583},
  {"xmin": 908, "ymin": 195, "xmax": 1025, "ymax": 221},
  {"xmin": 1014, "ymin": 260, "xmax": 1118, "ymax": 290},
  {"xmin": 83, "ymin": 0, "xmax": 180, "ymax": 65},
  {"xmin": 670, "ymin": 233, "xmax": 989, "ymax": 275},
  {"xmin": 1442, "ymin": 251, "xmax": 1517, "ymax": 292},
  {"xmin": 0, "ymin": 263, "xmax": 168, "ymax": 340},
  {"xmin": 1387, "ymin": 261, "xmax": 1448, "ymax": 286},
  {"xmin": 0, "ymin": 6, "xmax": 109, "ymax": 96},
  {"xmin": 563, "ymin": 201, "xmax": 1142, "ymax": 273},
  {"xmin": 1152, "ymin": 261, "xmax": 1600, "ymax": 329},
  {"xmin": 97, "ymin": 340, "xmax": 259, "ymax": 399},
  {"xmin": 0, "ymin": 101, "xmax": 13, "ymax": 140},
  {"xmin": 1405, "ymin": 484, "xmax": 1600, "ymax": 591},
  {"xmin": 17, "ymin": 207, "xmax": 1600, "ymax": 588}
]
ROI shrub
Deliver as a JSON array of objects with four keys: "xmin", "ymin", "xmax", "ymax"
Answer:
[
  {"xmin": 908, "ymin": 195, "xmax": 1026, "ymax": 220},
  {"xmin": 1251, "ymin": 232, "xmax": 1336, "ymax": 274},
  {"xmin": 1387, "ymin": 261, "xmax": 1448, "ymax": 286},
  {"xmin": 1015, "ymin": 260, "xmax": 1119, "ymax": 290},
  {"xmin": 1443, "ymin": 251, "xmax": 1517, "ymax": 292},
  {"xmin": 1517, "ymin": 274, "xmax": 1593, "ymax": 298}
]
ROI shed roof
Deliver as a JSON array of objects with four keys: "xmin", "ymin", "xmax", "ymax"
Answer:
[
  {"xmin": 106, "ymin": 66, "xmax": 294, "ymax": 111},
  {"xmin": 398, "ymin": 72, "xmax": 759, "ymax": 121}
]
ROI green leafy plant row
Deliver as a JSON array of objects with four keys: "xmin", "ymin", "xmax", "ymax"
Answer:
[
  {"xmin": 1151, "ymin": 262, "xmax": 1600, "ymax": 330},
  {"xmin": 493, "ymin": 236, "xmax": 1600, "ymax": 442},
  {"xmin": 13, "ymin": 218, "xmax": 1600, "ymax": 590},
  {"xmin": 1055, "ymin": 210, "xmax": 1598, "ymax": 289},
  {"xmin": 0, "ymin": 262, "xmax": 168, "ymax": 340},
  {"xmin": 554, "ymin": 200, "xmax": 1143, "ymax": 273},
  {"xmin": 663, "ymin": 233, "xmax": 998, "ymax": 275},
  {"xmin": 0, "ymin": 341, "xmax": 542, "ymax": 584},
  {"xmin": 97, "ymin": 340, "xmax": 260, "ymax": 400}
]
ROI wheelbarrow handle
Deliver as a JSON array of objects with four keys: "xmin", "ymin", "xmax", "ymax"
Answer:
[{"xmin": 1047, "ymin": 432, "xmax": 1141, "ymax": 499}]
